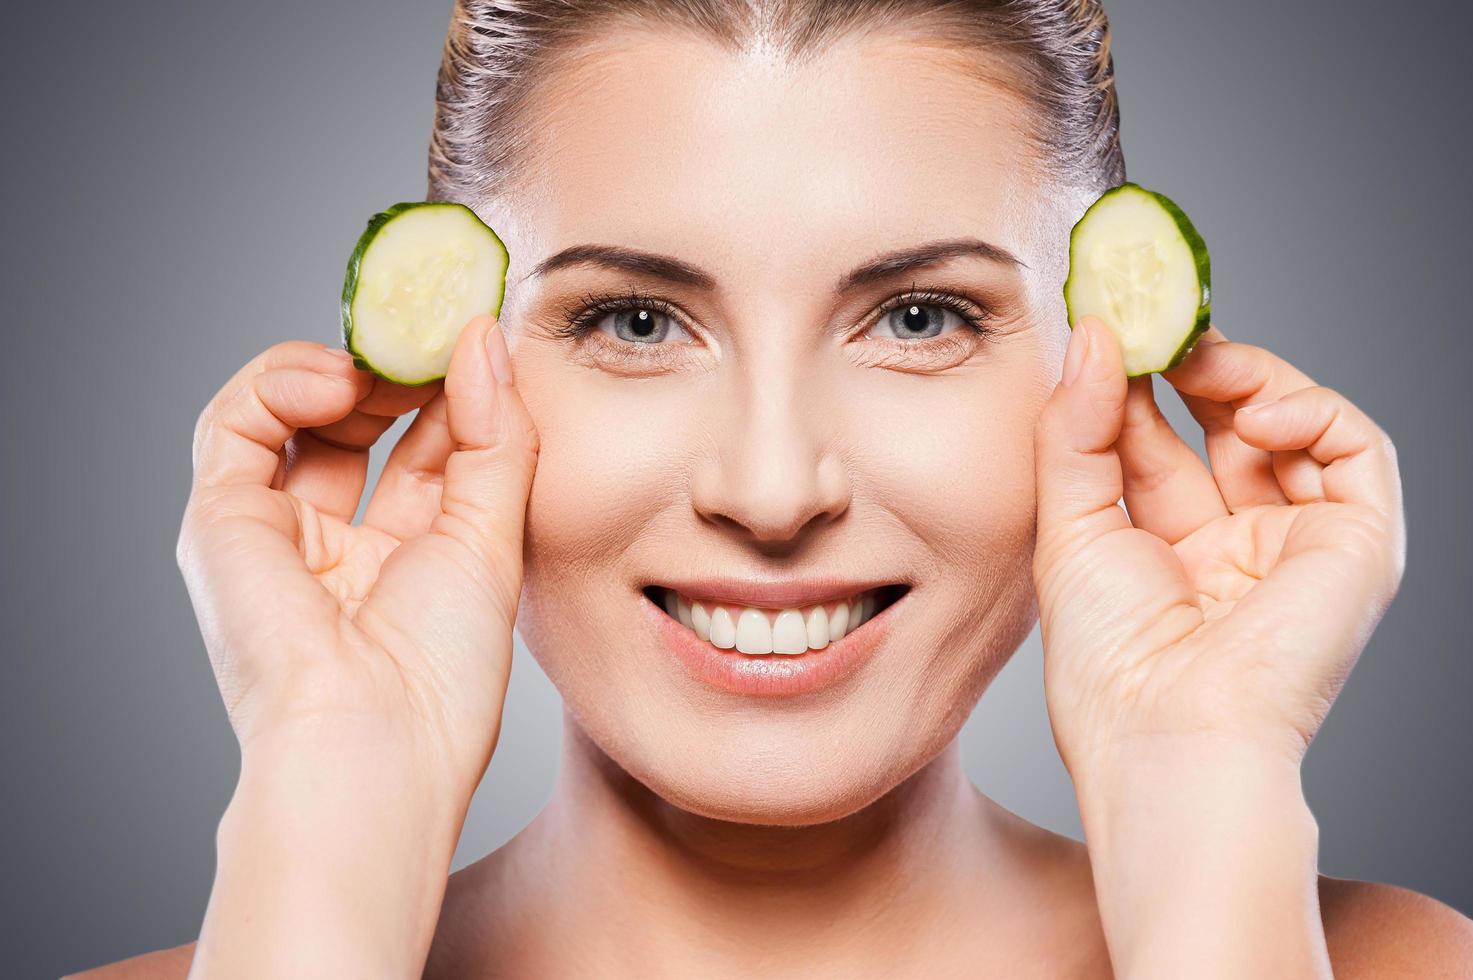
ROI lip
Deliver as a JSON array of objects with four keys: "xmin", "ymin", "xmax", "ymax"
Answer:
[
  {"xmin": 640, "ymin": 583, "xmax": 911, "ymax": 698},
  {"xmin": 650, "ymin": 576, "xmax": 903, "ymax": 609}
]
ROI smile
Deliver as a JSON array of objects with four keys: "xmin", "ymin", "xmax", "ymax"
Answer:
[
  {"xmin": 645, "ymin": 585, "xmax": 907, "ymax": 656},
  {"xmin": 640, "ymin": 582, "xmax": 910, "ymax": 698}
]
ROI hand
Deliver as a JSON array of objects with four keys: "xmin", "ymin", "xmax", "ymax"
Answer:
[
  {"xmin": 1032, "ymin": 316, "xmax": 1405, "ymax": 779},
  {"xmin": 176, "ymin": 314, "xmax": 539, "ymax": 809}
]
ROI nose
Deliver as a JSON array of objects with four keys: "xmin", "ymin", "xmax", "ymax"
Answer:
[{"xmin": 689, "ymin": 345, "xmax": 852, "ymax": 548}]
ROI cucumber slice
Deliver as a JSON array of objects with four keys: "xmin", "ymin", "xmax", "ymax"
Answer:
[
  {"xmin": 341, "ymin": 202, "xmax": 509, "ymax": 385},
  {"xmin": 1063, "ymin": 182, "xmax": 1211, "ymax": 377}
]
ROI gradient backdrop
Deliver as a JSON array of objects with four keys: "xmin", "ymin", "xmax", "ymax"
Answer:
[{"xmin": 3, "ymin": 1, "xmax": 1470, "ymax": 975}]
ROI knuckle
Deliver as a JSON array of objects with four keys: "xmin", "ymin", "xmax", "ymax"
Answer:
[
  {"xmin": 174, "ymin": 518, "xmax": 194, "ymax": 571},
  {"xmin": 266, "ymin": 339, "xmax": 326, "ymax": 366},
  {"xmin": 1304, "ymin": 383, "xmax": 1336, "ymax": 403},
  {"xmin": 1378, "ymin": 431, "xmax": 1399, "ymax": 467},
  {"xmin": 191, "ymin": 405, "xmax": 212, "ymax": 461},
  {"xmin": 507, "ymin": 400, "xmax": 542, "ymax": 454},
  {"xmin": 1335, "ymin": 506, "xmax": 1399, "ymax": 569}
]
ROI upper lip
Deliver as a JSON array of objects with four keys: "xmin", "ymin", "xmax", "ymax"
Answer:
[{"xmin": 651, "ymin": 576, "xmax": 905, "ymax": 609}]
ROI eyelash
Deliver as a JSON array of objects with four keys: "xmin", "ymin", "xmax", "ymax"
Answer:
[{"xmin": 550, "ymin": 284, "xmax": 996, "ymax": 360}]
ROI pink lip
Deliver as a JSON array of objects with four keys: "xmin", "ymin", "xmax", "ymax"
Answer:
[{"xmin": 640, "ymin": 586, "xmax": 909, "ymax": 698}]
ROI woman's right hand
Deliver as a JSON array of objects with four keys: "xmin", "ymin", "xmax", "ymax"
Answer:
[{"xmin": 176, "ymin": 313, "xmax": 538, "ymax": 814}]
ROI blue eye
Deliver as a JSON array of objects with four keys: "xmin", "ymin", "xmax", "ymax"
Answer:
[
  {"xmin": 595, "ymin": 306, "xmax": 693, "ymax": 344},
  {"xmin": 867, "ymin": 289, "xmax": 994, "ymax": 342},
  {"xmin": 874, "ymin": 303, "xmax": 962, "ymax": 340}
]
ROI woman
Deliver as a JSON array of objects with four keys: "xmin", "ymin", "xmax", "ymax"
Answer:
[{"xmin": 76, "ymin": 0, "xmax": 1471, "ymax": 976}]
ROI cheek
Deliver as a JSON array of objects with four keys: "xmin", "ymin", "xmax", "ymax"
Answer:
[
  {"xmin": 848, "ymin": 350, "xmax": 1048, "ymax": 714},
  {"xmin": 513, "ymin": 368, "xmax": 693, "ymax": 675},
  {"xmin": 518, "ymin": 368, "xmax": 696, "ymax": 559},
  {"xmin": 852, "ymin": 362, "xmax": 1043, "ymax": 566}
]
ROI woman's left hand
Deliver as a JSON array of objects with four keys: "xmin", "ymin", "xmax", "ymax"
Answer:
[
  {"xmin": 1033, "ymin": 315, "xmax": 1406, "ymax": 782},
  {"xmin": 1033, "ymin": 316, "xmax": 1406, "ymax": 976}
]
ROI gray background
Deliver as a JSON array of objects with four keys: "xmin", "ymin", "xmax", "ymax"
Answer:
[{"xmin": 3, "ymin": 1, "xmax": 1469, "ymax": 975}]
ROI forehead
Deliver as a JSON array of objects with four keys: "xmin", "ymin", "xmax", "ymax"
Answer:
[{"xmin": 510, "ymin": 24, "xmax": 1054, "ymax": 282}]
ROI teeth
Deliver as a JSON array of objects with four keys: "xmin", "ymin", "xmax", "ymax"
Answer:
[
  {"xmin": 736, "ymin": 608, "xmax": 773, "ymax": 654},
  {"xmin": 806, "ymin": 605, "xmax": 830, "ymax": 651},
  {"xmin": 709, "ymin": 607, "xmax": 737, "ymax": 649},
  {"xmin": 690, "ymin": 601, "xmax": 711, "ymax": 642},
  {"xmin": 666, "ymin": 588, "xmax": 886, "ymax": 656},
  {"xmin": 827, "ymin": 602, "xmax": 849, "ymax": 643},
  {"xmin": 772, "ymin": 609, "xmax": 809, "ymax": 655}
]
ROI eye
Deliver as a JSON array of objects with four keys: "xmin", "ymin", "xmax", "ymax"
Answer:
[
  {"xmin": 552, "ymin": 289, "xmax": 697, "ymax": 346},
  {"xmin": 865, "ymin": 288, "xmax": 994, "ymax": 343},
  {"xmin": 591, "ymin": 305, "xmax": 694, "ymax": 345},
  {"xmin": 872, "ymin": 302, "xmax": 962, "ymax": 340}
]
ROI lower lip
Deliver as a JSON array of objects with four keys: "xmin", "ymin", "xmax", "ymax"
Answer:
[{"xmin": 640, "ymin": 587, "xmax": 908, "ymax": 698}]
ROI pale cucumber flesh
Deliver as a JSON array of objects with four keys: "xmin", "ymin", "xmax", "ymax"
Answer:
[
  {"xmin": 1063, "ymin": 183, "xmax": 1211, "ymax": 377},
  {"xmin": 341, "ymin": 202, "xmax": 508, "ymax": 385}
]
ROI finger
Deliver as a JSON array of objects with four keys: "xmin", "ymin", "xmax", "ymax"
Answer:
[
  {"xmin": 1163, "ymin": 336, "xmax": 1318, "ymax": 511},
  {"xmin": 361, "ymin": 390, "xmax": 454, "ymax": 541},
  {"xmin": 1233, "ymin": 385, "xmax": 1401, "ymax": 514},
  {"xmin": 200, "ymin": 342, "xmax": 366, "ymax": 438},
  {"xmin": 1117, "ymin": 375, "xmax": 1230, "ymax": 543},
  {"xmin": 364, "ymin": 314, "xmax": 540, "ymax": 638},
  {"xmin": 280, "ymin": 379, "xmax": 442, "ymax": 523},
  {"xmin": 194, "ymin": 366, "xmax": 364, "ymax": 490},
  {"xmin": 1034, "ymin": 316, "xmax": 1132, "ymax": 563},
  {"xmin": 178, "ymin": 483, "xmax": 344, "ymax": 680},
  {"xmin": 354, "ymin": 373, "xmax": 446, "ymax": 419},
  {"xmin": 193, "ymin": 341, "xmax": 368, "ymax": 490},
  {"xmin": 1176, "ymin": 390, "xmax": 1291, "ymax": 509},
  {"xmin": 280, "ymin": 430, "xmax": 374, "ymax": 522}
]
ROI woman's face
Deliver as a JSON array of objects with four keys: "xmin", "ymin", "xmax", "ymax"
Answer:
[{"xmin": 492, "ymin": 23, "xmax": 1086, "ymax": 824}]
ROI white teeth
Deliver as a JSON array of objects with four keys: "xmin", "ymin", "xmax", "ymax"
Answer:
[
  {"xmin": 709, "ymin": 607, "xmax": 736, "ymax": 649},
  {"xmin": 735, "ymin": 608, "xmax": 773, "ymax": 654},
  {"xmin": 772, "ymin": 609, "xmax": 809, "ymax": 655},
  {"xmin": 827, "ymin": 602, "xmax": 850, "ymax": 643},
  {"xmin": 806, "ymin": 605, "xmax": 829, "ymax": 650},
  {"xmin": 663, "ymin": 587, "xmax": 890, "ymax": 656},
  {"xmin": 691, "ymin": 602, "xmax": 711, "ymax": 642}
]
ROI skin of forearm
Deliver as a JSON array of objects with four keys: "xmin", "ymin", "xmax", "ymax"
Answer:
[
  {"xmin": 1073, "ymin": 736, "xmax": 1333, "ymax": 980},
  {"xmin": 187, "ymin": 738, "xmax": 470, "ymax": 980}
]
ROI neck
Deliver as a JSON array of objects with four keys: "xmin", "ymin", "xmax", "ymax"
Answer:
[{"xmin": 509, "ymin": 713, "xmax": 1017, "ymax": 971}]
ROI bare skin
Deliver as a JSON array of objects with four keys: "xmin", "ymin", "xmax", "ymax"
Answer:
[{"xmin": 71, "ymin": 21, "xmax": 1471, "ymax": 980}]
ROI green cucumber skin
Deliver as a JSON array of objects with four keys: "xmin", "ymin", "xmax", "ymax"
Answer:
[
  {"xmin": 339, "ymin": 201, "xmax": 510, "ymax": 386},
  {"xmin": 1062, "ymin": 181, "xmax": 1213, "ymax": 378}
]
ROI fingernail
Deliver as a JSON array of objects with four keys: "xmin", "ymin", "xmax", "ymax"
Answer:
[
  {"xmin": 322, "ymin": 345, "xmax": 353, "ymax": 361},
  {"xmin": 1236, "ymin": 400, "xmax": 1275, "ymax": 418},
  {"xmin": 486, "ymin": 320, "xmax": 513, "ymax": 386},
  {"xmin": 1062, "ymin": 319, "xmax": 1091, "ymax": 387}
]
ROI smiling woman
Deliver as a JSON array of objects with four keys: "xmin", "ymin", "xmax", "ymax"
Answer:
[{"xmin": 72, "ymin": 1, "xmax": 1472, "ymax": 978}]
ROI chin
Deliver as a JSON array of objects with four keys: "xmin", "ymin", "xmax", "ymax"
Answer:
[{"xmin": 579, "ymin": 697, "xmax": 973, "ymax": 827}]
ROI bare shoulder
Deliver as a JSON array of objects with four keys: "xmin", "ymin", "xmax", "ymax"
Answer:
[
  {"xmin": 62, "ymin": 942, "xmax": 196, "ymax": 979},
  {"xmin": 1320, "ymin": 875, "xmax": 1473, "ymax": 978}
]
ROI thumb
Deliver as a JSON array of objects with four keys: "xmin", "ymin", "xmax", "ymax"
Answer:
[
  {"xmin": 373, "ymin": 314, "xmax": 540, "ymax": 626},
  {"xmin": 1034, "ymin": 316, "xmax": 1131, "ymax": 567}
]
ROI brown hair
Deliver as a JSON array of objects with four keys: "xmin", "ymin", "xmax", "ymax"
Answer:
[{"xmin": 428, "ymin": 0, "xmax": 1124, "ymax": 205}]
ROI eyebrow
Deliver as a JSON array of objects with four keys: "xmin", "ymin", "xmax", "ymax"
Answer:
[{"xmin": 521, "ymin": 236, "xmax": 1026, "ymax": 293}]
